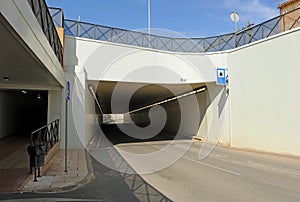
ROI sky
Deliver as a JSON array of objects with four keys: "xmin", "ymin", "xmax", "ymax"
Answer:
[{"xmin": 46, "ymin": 0, "xmax": 284, "ymax": 37}]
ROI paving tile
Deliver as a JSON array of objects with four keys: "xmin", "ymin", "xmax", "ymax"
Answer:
[
  {"xmin": 65, "ymin": 177, "xmax": 80, "ymax": 182},
  {"xmin": 50, "ymin": 181, "xmax": 75, "ymax": 188},
  {"xmin": 22, "ymin": 149, "xmax": 89, "ymax": 192}
]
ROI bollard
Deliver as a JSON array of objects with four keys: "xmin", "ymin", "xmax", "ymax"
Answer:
[
  {"xmin": 27, "ymin": 145, "xmax": 36, "ymax": 174},
  {"xmin": 27, "ymin": 145, "xmax": 46, "ymax": 182}
]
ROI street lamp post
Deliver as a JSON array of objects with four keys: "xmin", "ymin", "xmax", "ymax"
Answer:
[
  {"xmin": 148, "ymin": 0, "xmax": 151, "ymax": 48},
  {"xmin": 230, "ymin": 12, "xmax": 240, "ymax": 47}
]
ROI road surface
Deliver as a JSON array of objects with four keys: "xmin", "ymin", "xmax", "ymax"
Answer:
[
  {"xmin": 119, "ymin": 141, "xmax": 300, "ymax": 201},
  {"xmin": 1, "ymin": 140, "xmax": 300, "ymax": 202}
]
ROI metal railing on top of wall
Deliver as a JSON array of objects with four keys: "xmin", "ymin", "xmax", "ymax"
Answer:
[
  {"xmin": 48, "ymin": 7, "xmax": 64, "ymax": 28},
  {"xmin": 27, "ymin": 0, "xmax": 63, "ymax": 64},
  {"xmin": 49, "ymin": 7, "xmax": 300, "ymax": 53}
]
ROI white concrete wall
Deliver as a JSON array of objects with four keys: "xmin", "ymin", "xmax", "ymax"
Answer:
[
  {"xmin": 64, "ymin": 36, "xmax": 226, "ymax": 84},
  {"xmin": 48, "ymin": 90, "xmax": 62, "ymax": 123},
  {"xmin": 48, "ymin": 89, "xmax": 65, "ymax": 145},
  {"xmin": 64, "ymin": 28, "xmax": 300, "ymax": 156},
  {"xmin": 228, "ymin": 28, "xmax": 300, "ymax": 155},
  {"xmin": 63, "ymin": 36, "xmax": 229, "ymax": 149},
  {"xmin": 85, "ymin": 82, "xmax": 100, "ymax": 146},
  {"xmin": 197, "ymin": 83, "xmax": 231, "ymax": 145},
  {"xmin": 61, "ymin": 72, "xmax": 86, "ymax": 149}
]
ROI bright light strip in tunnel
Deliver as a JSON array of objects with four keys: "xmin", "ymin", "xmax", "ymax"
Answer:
[{"xmin": 127, "ymin": 86, "xmax": 207, "ymax": 114}]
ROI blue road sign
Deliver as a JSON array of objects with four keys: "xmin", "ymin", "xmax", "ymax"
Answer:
[{"xmin": 216, "ymin": 68, "xmax": 227, "ymax": 85}]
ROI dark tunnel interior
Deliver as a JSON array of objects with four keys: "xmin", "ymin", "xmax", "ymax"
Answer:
[
  {"xmin": 0, "ymin": 90, "xmax": 48, "ymax": 140},
  {"xmin": 90, "ymin": 80, "xmax": 208, "ymax": 145}
]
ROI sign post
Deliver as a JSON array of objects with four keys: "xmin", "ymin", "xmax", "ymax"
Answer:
[{"xmin": 65, "ymin": 81, "xmax": 70, "ymax": 172}]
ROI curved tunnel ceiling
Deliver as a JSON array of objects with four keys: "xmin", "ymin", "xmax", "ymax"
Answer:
[{"xmin": 88, "ymin": 80, "xmax": 206, "ymax": 114}]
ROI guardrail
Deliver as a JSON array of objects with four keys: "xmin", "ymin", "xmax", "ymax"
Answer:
[
  {"xmin": 30, "ymin": 119, "xmax": 59, "ymax": 153},
  {"xmin": 48, "ymin": 7, "xmax": 64, "ymax": 28},
  {"xmin": 27, "ymin": 0, "xmax": 63, "ymax": 64},
  {"xmin": 57, "ymin": 7, "xmax": 300, "ymax": 53}
]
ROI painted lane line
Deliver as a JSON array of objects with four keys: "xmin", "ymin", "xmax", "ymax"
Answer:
[
  {"xmin": 214, "ymin": 157, "xmax": 300, "ymax": 177},
  {"xmin": 183, "ymin": 156, "xmax": 241, "ymax": 176},
  {"xmin": 143, "ymin": 141, "xmax": 240, "ymax": 176}
]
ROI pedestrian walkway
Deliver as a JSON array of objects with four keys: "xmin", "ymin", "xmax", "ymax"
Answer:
[{"xmin": 23, "ymin": 149, "xmax": 93, "ymax": 192}]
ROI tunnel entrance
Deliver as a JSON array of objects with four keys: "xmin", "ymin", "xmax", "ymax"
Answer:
[
  {"xmin": 0, "ymin": 89, "xmax": 48, "ymax": 192},
  {"xmin": 88, "ymin": 81, "xmax": 208, "ymax": 145},
  {"xmin": 0, "ymin": 90, "xmax": 48, "ymax": 140}
]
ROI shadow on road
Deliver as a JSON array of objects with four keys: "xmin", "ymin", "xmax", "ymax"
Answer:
[
  {"xmin": 0, "ymin": 132, "xmax": 173, "ymax": 202},
  {"xmin": 101, "ymin": 124, "xmax": 190, "ymax": 145}
]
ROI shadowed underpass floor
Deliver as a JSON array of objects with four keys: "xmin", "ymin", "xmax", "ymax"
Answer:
[
  {"xmin": 0, "ymin": 135, "xmax": 30, "ymax": 193},
  {"xmin": 100, "ymin": 124, "xmax": 190, "ymax": 145}
]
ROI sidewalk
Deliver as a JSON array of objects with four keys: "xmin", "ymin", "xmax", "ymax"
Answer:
[{"xmin": 22, "ymin": 149, "xmax": 94, "ymax": 193}]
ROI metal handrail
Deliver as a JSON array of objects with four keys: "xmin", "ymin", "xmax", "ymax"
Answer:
[
  {"xmin": 55, "ymin": 6, "xmax": 300, "ymax": 53},
  {"xmin": 30, "ymin": 119, "xmax": 59, "ymax": 154},
  {"xmin": 27, "ymin": 0, "xmax": 63, "ymax": 64}
]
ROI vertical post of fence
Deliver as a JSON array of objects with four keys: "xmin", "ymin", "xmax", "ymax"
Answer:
[
  {"xmin": 93, "ymin": 25, "xmax": 96, "ymax": 40},
  {"xmin": 77, "ymin": 16, "xmax": 81, "ymax": 37}
]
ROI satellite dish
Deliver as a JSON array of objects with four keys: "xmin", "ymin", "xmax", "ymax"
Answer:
[{"xmin": 230, "ymin": 12, "xmax": 240, "ymax": 22}]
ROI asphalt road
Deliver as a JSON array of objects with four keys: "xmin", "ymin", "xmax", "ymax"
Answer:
[
  {"xmin": 126, "ymin": 141, "xmax": 300, "ymax": 202},
  {"xmin": 1, "ymin": 140, "xmax": 300, "ymax": 202}
]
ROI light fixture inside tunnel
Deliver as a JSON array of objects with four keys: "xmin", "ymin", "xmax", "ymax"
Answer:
[
  {"xmin": 128, "ymin": 86, "xmax": 207, "ymax": 114},
  {"xmin": 3, "ymin": 76, "xmax": 10, "ymax": 81},
  {"xmin": 21, "ymin": 90, "xmax": 27, "ymax": 94}
]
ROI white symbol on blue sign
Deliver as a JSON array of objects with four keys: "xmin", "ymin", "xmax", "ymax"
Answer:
[
  {"xmin": 66, "ymin": 81, "xmax": 70, "ymax": 101},
  {"xmin": 216, "ymin": 68, "xmax": 227, "ymax": 85}
]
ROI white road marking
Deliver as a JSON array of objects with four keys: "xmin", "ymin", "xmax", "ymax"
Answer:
[
  {"xmin": 142, "ymin": 141, "xmax": 241, "ymax": 176},
  {"xmin": 183, "ymin": 156, "xmax": 241, "ymax": 176},
  {"xmin": 215, "ymin": 156, "xmax": 300, "ymax": 177}
]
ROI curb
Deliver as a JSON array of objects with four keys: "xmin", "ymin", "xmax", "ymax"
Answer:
[
  {"xmin": 25, "ymin": 150, "xmax": 95, "ymax": 193},
  {"xmin": 18, "ymin": 148, "xmax": 60, "ymax": 193},
  {"xmin": 54, "ymin": 151, "xmax": 96, "ymax": 193}
]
